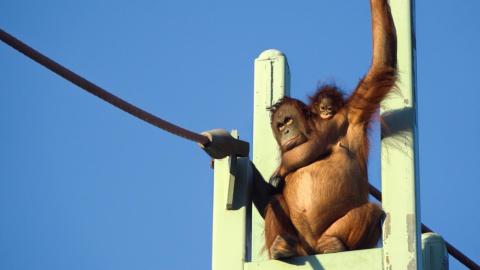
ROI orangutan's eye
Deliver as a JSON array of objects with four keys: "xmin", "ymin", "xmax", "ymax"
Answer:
[{"xmin": 285, "ymin": 117, "xmax": 293, "ymax": 125}]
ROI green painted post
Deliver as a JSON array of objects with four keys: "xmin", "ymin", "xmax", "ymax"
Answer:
[
  {"xmin": 421, "ymin": 233, "xmax": 448, "ymax": 270},
  {"xmin": 251, "ymin": 49, "xmax": 290, "ymax": 262},
  {"xmin": 380, "ymin": 0, "xmax": 422, "ymax": 269},
  {"xmin": 211, "ymin": 130, "xmax": 250, "ymax": 270}
]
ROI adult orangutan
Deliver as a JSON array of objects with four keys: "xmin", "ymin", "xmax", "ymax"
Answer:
[{"xmin": 264, "ymin": 0, "xmax": 397, "ymax": 259}]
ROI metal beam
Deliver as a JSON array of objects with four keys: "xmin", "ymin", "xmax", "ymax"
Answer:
[
  {"xmin": 211, "ymin": 130, "xmax": 250, "ymax": 270},
  {"xmin": 251, "ymin": 49, "xmax": 290, "ymax": 261},
  {"xmin": 380, "ymin": 0, "xmax": 421, "ymax": 269}
]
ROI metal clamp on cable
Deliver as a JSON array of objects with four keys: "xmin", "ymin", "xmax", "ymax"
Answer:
[{"xmin": 199, "ymin": 129, "xmax": 249, "ymax": 159}]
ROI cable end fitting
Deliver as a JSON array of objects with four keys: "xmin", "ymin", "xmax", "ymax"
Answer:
[{"xmin": 199, "ymin": 129, "xmax": 250, "ymax": 159}]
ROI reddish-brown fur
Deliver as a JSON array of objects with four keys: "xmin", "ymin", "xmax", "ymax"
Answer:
[
  {"xmin": 264, "ymin": 0, "xmax": 397, "ymax": 259},
  {"xmin": 275, "ymin": 86, "xmax": 348, "ymax": 178}
]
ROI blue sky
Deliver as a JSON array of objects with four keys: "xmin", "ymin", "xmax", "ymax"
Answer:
[{"xmin": 0, "ymin": 1, "xmax": 478, "ymax": 269}]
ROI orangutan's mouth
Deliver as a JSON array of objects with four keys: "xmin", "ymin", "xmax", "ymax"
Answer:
[
  {"xmin": 320, "ymin": 112, "xmax": 333, "ymax": 119},
  {"xmin": 282, "ymin": 135, "xmax": 300, "ymax": 150}
]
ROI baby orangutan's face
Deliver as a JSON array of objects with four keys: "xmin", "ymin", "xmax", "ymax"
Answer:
[{"xmin": 318, "ymin": 98, "xmax": 337, "ymax": 119}]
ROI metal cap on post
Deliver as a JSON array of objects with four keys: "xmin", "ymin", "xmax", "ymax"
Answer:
[{"xmin": 422, "ymin": 233, "xmax": 448, "ymax": 270}]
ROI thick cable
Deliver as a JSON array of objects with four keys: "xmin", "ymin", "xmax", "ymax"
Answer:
[{"xmin": 0, "ymin": 28, "xmax": 210, "ymax": 146}]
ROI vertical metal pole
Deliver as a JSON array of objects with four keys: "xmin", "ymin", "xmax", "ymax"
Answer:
[
  {"xmin": 211, "ymin": 130, "xmax": 250, "ymax": 270},
  {"xmin": 381, "ymin": 0, "xmax": 421, "ymax": 269},
  {"xmin": 251, "ymin": 49, "xmax": 290, "ymax": 261}
]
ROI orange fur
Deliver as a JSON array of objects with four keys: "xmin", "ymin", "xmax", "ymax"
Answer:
[{"xmin": 264, "ymin": 0, "xmax": 397, "ymax": 258}]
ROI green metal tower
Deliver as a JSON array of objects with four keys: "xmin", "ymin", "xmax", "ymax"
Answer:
[{"xmin": 210, "ymin": 1, "xmax": 448, "ymax": 269}]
